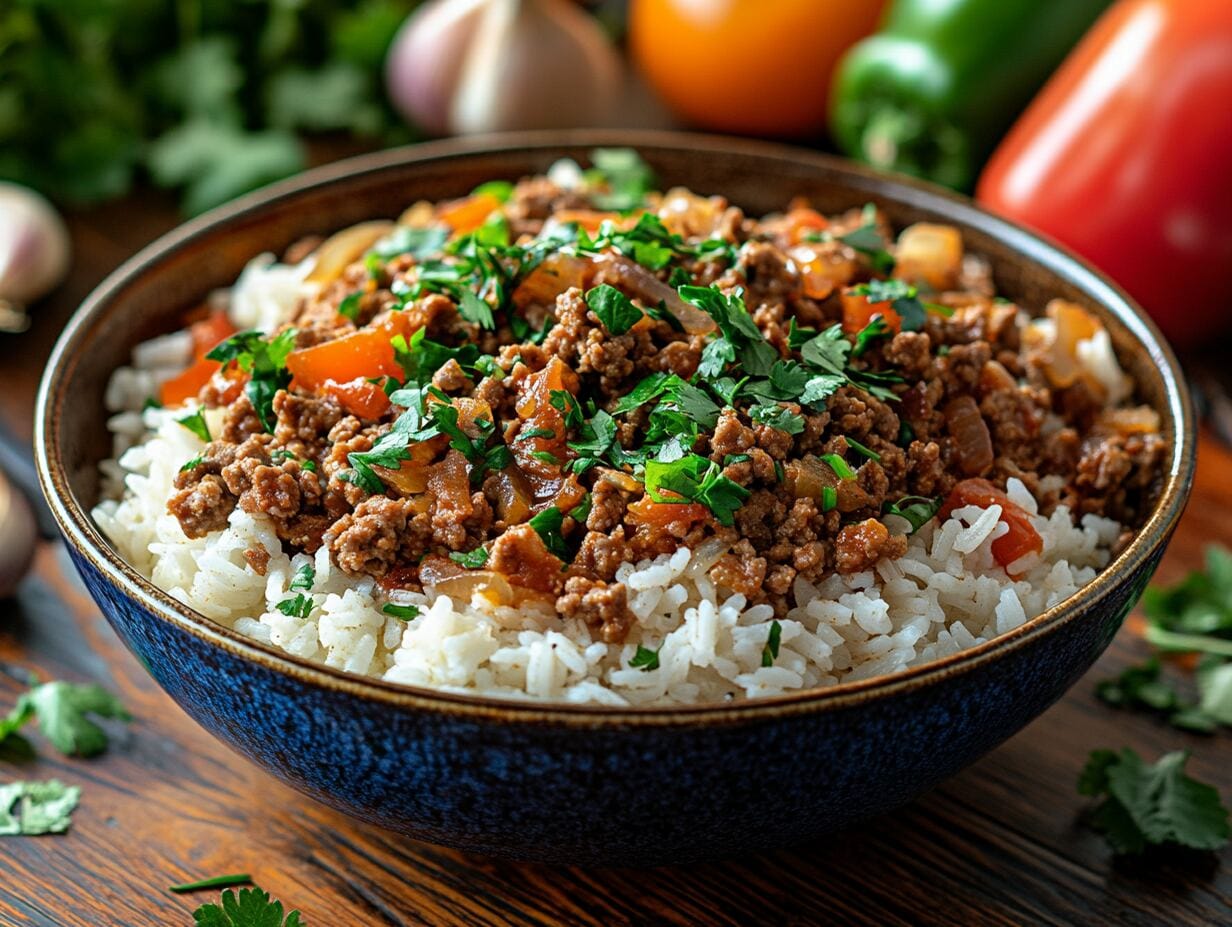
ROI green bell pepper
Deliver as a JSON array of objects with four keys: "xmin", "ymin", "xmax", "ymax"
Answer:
[{"xmin": 829, "ymin": 0, "xmax": 1112, "ymax": 191}]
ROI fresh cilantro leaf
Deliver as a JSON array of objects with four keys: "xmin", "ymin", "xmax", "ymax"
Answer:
[
  {"xmin": 749, "ymin": 403, "xmax": 804, "ymax": 435},
  {"xmin": 337, "ymin": 292, "xmax": 362, "ymax": 322},
  {"xmin": 450, "ymin": 547, "xmax": 489, "ymax": 569},
  {"xmin": 629, "ymin": 643, "xmax": 661, "ymax": 672},
  {"xmin": 568, "ymin": 411, "xmax": 617, "ymax": 459},
  {"xmin": 849, "ymin": 279, "xmax": 927, "ymax": 332},
  {"xmin": 761, "ymin": 621, "xmax": 782, "ymax": 667},
  {"xmin": 275, "ymin": 594, "xmax": 313, "ymax": 621},
  {"xmin": 206, "ymin": 328, "xmax": 297, "ymax": 432},
  {"xmin": 518, "ymin": 427, "xmax": 557, "ymax": 442},
  {"xmin": 838, "ymin": 204, "xmax": 896, "ymax": 274},
  {"xmin": 392, "ymin": 328, "xmax": 480, "ymax": 386},
  {"xmin": 456, "ymin": 288, "xmax": 495, "ymax": 329},
  {"xmin": 528, "ymin": 507, "xmax": 568, "ymax": 560},
  {"xmin": 678, "ymin": 285, "xmax": 778, "ymax": 376},
  {"xmin": 1078, "ymin": 748, "xmax": 1230, "ymax": 855},
  {"xmin": 191, "ymin": 886, "xmax": 305, "ymax": 927},
  {"xmin": 288, "ymin": 563, "xmax": 314, "ymax": 592},
  {"xmin": 587, "ymin": 148, "xmax": 655, "ymax": 211},
  {"xmin": 14, "ymin": 681, "xmax": 132, "ymax": 758},
  {"xmin": 612, "ymin": 373, "xmax": 672, "ymax": 415},
  {"xmin": 471, "ymin": 180, "xmax": 515, "ymax": 203},
  {"xmin": 853, "ymin": 317, "xmax": 892, "ymax": 357},
  {"xmin": 643, "ymin": 454, "xmax": 750, "ymax": 526},
  {"xmin": 0, "ymin": 780, "xmax": 81, "ymax": 837},
  {"xmin": 883, "ymin": 495, "xmax": 941, "ymax": 534},
  {"xmin": 586, "ymin": 284, "xmax": 642, "ymax": 335},
  {"xmin": 381, "ymin": 603, "xmax": 420, "ymax": 621},
  {"xmin": 177, "ymin": 409, "xmax": 211, "ymax": 442},
  {"xmin": 180, "ymin": 455, "xmax": 204, "ymax": 473}
]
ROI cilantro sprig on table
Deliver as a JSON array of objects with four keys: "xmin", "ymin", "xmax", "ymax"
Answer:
[
  {"xmin": 1079, "ymin": 749, "xmax": 1230, "ymax": 855},
  {"xmin": 0, "ymin": 679, "xmax": 131, "ymax": 758},
  {"xmin": 189, "ymin": 886, "xmax": 305, "ymax": 927}
]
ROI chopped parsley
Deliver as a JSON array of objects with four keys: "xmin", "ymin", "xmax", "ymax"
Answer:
[
  {"xmin": 883, "ymin": 495, "xmax": 941, "ymax": 534},
  {"xmin": 337, "ymin": 291, "xmax": 362, "ymax": 322},
  {"xmin": 749, "ymin": 402, "xmax": 804, "ymax": 435},
  {"xmin": 288, "ymin": 563, "xmax": 314, "ymax": 592},
  {"xmin": 849, "ymin": 279, "xmax": 928, "ymax": 332},
  {"xmin": 628, "ymin": 643, "xmax": 662, "ymax": 672},
  {"xmin": 371, "ymin": 225, "xmax": 449, "ymax": 262},
  {"xmin": 576, "ymin": 212, "xmax": 738, "ymax": 271},
  {"xmin": 528, "ymin": 506, "xmax": 568, "ymax": 560},
  {"xmin": 1079, "ymin": 748, "xmax": 1230, "ymax": 855},
  {"xmin": 471, "ymin": 179, "xmax": 515, "ymax": 203},
  {"xmin": 206, "ymin": 328, "xmax": 298, "ymax": 432},
  {"xmin": 0, "ymin": 779, "xmax": 81, "ymax": 836},
  {"xmin": 176, "ymin": 408, "xmax": 211, "ymax": 442},
  {"xmin": 392, "ymin": 327, "xmax": 480, "ymax": 386},
  {"xmin": 837, "ymin": 203, "xmax": 896, "ymax": 274},
  {"xmin": 587, "ymin": 147, "xmax": 655, "ymax": 211},
  {"xmin": 275, "ymin": 594, "xmax": 313, "ymax": 621},
  {"xmin": 585, "ymin": 284, "xmax": 642, "ymax": 335},
  {"xmin": 381, "ymin": 603, "xmax": 420, "ymax": 621},
  {"xmin": 761, "ymin": 621, "xmax": 782, "ymax": 667},
  {"xmin": 517, "ymin": 427, "xmax": 557, "ymax": 442},
  {"xmin": 450, "ymin": 546, "xmax": 489, "ymax": 569},
  {"xmin": 644, "ymin": 453, "xmax": 750, "ymax": 527},
  {"xmin": 179, "ymin": 455, "xmax": 204, "ymax": 472}
]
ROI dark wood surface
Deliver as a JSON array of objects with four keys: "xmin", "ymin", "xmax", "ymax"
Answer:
[{"xmin": 2, "ymin": 193, "xmax": 1231, "ymax": 927}]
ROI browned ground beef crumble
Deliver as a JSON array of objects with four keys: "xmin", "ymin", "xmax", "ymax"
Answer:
[{"xmin": 167, "ymin": 170, "xmax": 1166, "ymax": 643}]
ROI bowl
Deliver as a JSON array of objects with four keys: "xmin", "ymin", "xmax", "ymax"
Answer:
[{"xmin": 35, "ymin": 131, "xmax": 1194, "ymax": 866}]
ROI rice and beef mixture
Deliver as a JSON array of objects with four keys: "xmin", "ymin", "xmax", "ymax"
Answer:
[{"xmin": 94, "ymin": 152, "xmax": 1166, "ymax": 705}]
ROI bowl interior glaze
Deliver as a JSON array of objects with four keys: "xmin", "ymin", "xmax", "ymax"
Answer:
[{"xmin": 38, "ymin": 130, "xmax": 1194, "ymax": 721}]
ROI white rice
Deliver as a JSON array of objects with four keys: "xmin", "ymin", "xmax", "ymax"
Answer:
[{"xmin": 91, "ymin": 256, "xmax": 1124, "ymax": 706}]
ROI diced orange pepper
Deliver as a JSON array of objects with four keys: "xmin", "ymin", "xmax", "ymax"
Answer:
[
  {"xmin": 159, "ymin": 312, "xmax": 237, "ymax": 406},
  {"xmin": 321, "ymin": 377, "xmax": 392, "ymax": 420},
  {"xmin": 786, "ymin": 207, "xmax": 828, "ymax": 244},
  {"xmin": 940, "ymin": 478, "xmax": 1043, "ymax": 571},
  {"xmin": 286, "ymin": 311, "xmax": 417, "ymax": 390},
  {"xmin": 438, "ymin": 193, "xmax": 503, "ymax": 235},
  {"xmin": 842, "ymin": 288, "xmax": 902, "ymax": 335}
]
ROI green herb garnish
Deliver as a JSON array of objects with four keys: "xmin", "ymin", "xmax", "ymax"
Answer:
[
  {"xmin": 585, "ymin": 284, "xmax": 642, "ymax": 335},
  {"xmin": 206, "ymin": 328, "xmax": 297, "ymax": 432},
  {"xmin": 587, "ymin": 148, "xmax": 655, "ymax": 211},
  {"xmin": 0, "ymin": 679, "xmax": 131, "ymax": 758},
  {"xmin": 528, "ymin": 506, "xmax": 568, "ymax": 560},
  {"xmin": 450, "ymin": 547, "xmax": 489, "ymax": 569},
  {"xmin": 644, "ymin": 453, "xmax": 750, "ymax": 526},
  {"xmin": 381, "ymin": 603, "xmax": 420, "ymax": 622},
  {"xmin": 1078, "ymin": 748, "xmax": 1230, "ymax": 855},
  {"xmin": 0, "ymin": 780, "xmax": 81, "ymax": 836},
  {"xmin": 883, "ymin": 495, "xmax": 940, "ymax": 534},
  {"xmin": 189, "ymin": 886, "xmax": 305, "ymax": 926},
  {"xmin": 761, "ymin": 621, "xmax": 782, "ymax": 667},
  {"xmin": 176, "ymin": 408, "xmax": 211, "ymax": 442},
  {"xmin": 629, "ymin": 643, "xmax": 662, "ymax": 672}
]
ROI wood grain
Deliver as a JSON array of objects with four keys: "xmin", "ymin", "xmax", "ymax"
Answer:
[{"xmin": 1, "ymin": 194, "xmax": 1230, "ymax": 927}]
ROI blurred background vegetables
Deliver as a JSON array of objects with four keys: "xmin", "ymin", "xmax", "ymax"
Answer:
[
  {"xmin": 829, "ymin": 0, "xmax": 1112, "ymax": 190},
  {"xmin": 629, "ymin": 0, "xmax": 883, "ymax": 137},
  {"xmin": 976, "ymin": 0, "xmax": 1232, "ymax": 348},
  {"xmin": 0, "ymin": 183, "xmax": 70, "ymax": 331},
  {"xmin": 0, "ymin": 0, "xmax": 1228, "ymax": 342},
  {"xmin": 386, "ymin": 0, "xmax": 622, "ymax": 136}
]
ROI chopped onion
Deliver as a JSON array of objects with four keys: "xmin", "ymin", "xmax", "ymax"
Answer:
[
  {"xmin": 0, "ymin": 181, "xmax": 70, "ymax": 315},
  {"xmin": 945, "ymin": 395, "xmax": 994, "ymax": 476},
  {"xmin": 306, "ymin": 221, "xmax": 395, "ymax": 284}
]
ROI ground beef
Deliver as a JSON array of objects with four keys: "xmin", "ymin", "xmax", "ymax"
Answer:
[{"xmin": 161, "ymin": 179, "xmax": 1164, "ymax": 637}]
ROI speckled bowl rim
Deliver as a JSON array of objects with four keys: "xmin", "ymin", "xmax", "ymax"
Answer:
[{"xmin": 36, "ymin": 130, "xmax": 1195, "ymax": 727}]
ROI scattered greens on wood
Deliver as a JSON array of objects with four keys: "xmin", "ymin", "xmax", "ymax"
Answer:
[
  {"xmin": 1079, "ymin": 749, "xmax": 1230, "ymax": 855},
  {"xmin": 1, "ymin": 679, "xmax": 131, "ymax": 758},
  {"xmin": 170, "ymin": 874, "xmax": 255, "ymax": 894},
  {"xmin": 0, "ymin": 0, "xmax": 420, "ymax": 212},
  {"xmin": 0, "ymin": 779, "xmax": 81, "ymax": 836},
  {"xmin": 190, "ymin": 886, "xmax": 305, "ymax": 927}
]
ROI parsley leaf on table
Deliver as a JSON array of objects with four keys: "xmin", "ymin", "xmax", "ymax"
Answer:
[
  {"xmin": 0, "ymin": 780, "xmax": 81, "ymax": 836},
  {"xmin": 2, "ymin": 680, "xmax": 131, "ymax": 758},
  {"xmin": 191, "ymin": 886, "xmax": 305, "ymax": 927},
  {"xmin": 1078, "ymin": 749, "xmax": 1230, "ymax": 855}
]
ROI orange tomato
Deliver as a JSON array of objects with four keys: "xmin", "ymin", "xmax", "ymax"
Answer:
[
  {"xmin": 629, "ymin": 0, "xmax": 885, "ymax": 136},
  {"xmin": 286, "ymin": 312, "xmax": 417, "ymax": 390},
  {"xmin": 841, "ymin": 289, "xmax": 902, "ymax": 335},
  {"xmin": 159, "ymin": 311, "xmax": 237, "ymax": 406},
  {"xmin": 321, "ymin": 377, "xmax": 392, "ymax": 421},
  {"xmin": 940, "ymin": 478, "xmax": 1043, "ymax": 571}
]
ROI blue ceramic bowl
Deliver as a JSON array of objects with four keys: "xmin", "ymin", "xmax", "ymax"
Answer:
[{"xmin": 36, "ymin": 132, "xmax": 1194, "ymax": 865}]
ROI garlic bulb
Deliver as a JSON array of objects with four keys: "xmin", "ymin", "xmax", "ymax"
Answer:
[
  {"xmin": 386, "ymin": 0, "xmax": 622, "ymax": 136},
  {"xmin": 0, "ymin": 182, "xmax": 70, "ymax": 308}
]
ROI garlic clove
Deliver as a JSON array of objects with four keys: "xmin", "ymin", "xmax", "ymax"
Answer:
[
  {"xmin": 0, "ymin": 470, "xmax": 37, "ymax": 599},
  {"xmin": 0, "ymin": 181, "xmax": 70, "ymax": 309},
  {"xmin": 450, "ymin": 0, "xmax": 621, "ymax": 135}
]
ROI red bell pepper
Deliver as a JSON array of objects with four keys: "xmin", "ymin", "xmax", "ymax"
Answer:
[{"xmin": 976, "ymin": 0, "xmax": 1232, "ymax": 348}]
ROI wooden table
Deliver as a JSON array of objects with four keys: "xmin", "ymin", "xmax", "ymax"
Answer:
[{"xmin": 2, "ymin": 193, "xmax": 1231, "ymax": 927}]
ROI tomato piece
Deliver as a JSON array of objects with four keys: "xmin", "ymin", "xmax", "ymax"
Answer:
[
  {"xmin": 438, "ymin": 193, "xmax": 503, "ymax": 235},
  {"xmin": 626, "ymin": 493, "xmax": 708, "ymax": 530},
  {"xmin": 785, "ymin": 207, "xmax": 828, "ymax": 244},
  {"xmin": 286, "ymin": 312, "xmax": 415, "ymax": 390},
  {"xmin": 321, "ymin": 377, "xmax": 391, "ymax": 420},
  {"xmin": 940, "ymin": 478, "xmax": 1043, "ymax": 570},
  {"xmin": 159, "ymin": 312, "xmax": 237, "ymax": 406},
  {"xmin": 842, "ymin": 289, "xmax": 902, "ymax": 335}
]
